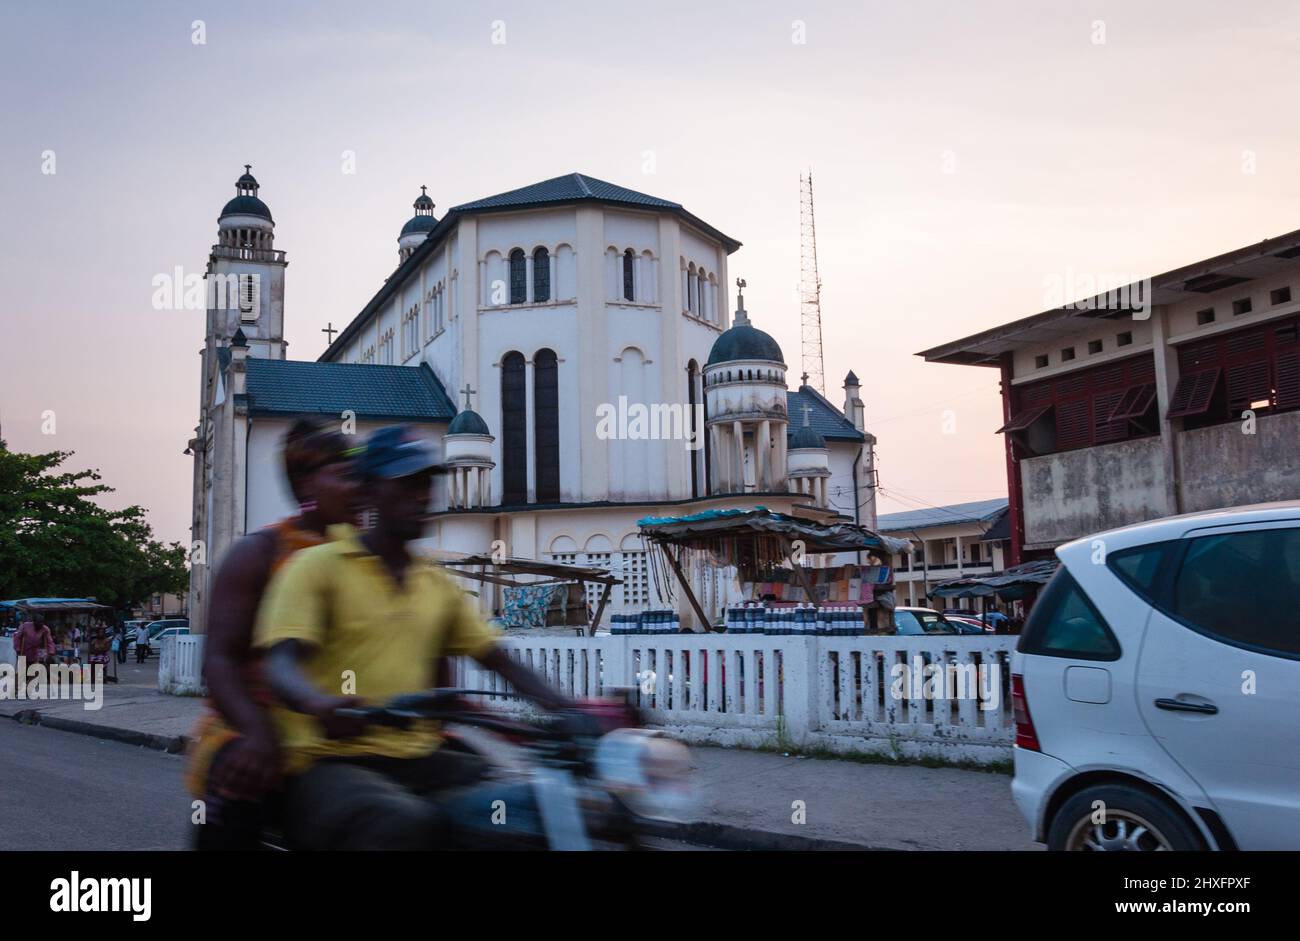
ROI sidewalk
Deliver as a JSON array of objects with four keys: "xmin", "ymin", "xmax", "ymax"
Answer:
[
  {"xmin": 680, "ymin": 746, "xmax": 1038, "ymax": 850},
  {"xmin": 1, "ymin": 666, "xmax": 1037, "ymax": 850},
  {"xmin": 0, "ymin": 658, "xmax": 203, "ymax": 748}
]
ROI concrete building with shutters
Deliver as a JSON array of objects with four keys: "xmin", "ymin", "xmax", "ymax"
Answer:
[{"xmin": 918, "ymin": 231, "xmax": 1300, "ymax": 564}]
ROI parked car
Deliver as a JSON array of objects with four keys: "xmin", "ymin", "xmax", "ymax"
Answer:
[
  {"xmin": 128, "ymin": 619, "xmax": 191, "ymax": 658},
  {"xmin": 945, "ymin": 615, "xmax": 991, "ymax": 634},
  {"xmin": 892, "ymin": 607, "xmax": 960, "ymax": 636},
  {"xmin": 1011, "ymin": 502, "xmax": 1300, "ymax": 851}
]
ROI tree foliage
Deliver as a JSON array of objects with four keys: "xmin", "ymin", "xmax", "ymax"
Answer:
[{"xmin": 0, "ymin": 438, "xmax": 189, "ymax": 608}]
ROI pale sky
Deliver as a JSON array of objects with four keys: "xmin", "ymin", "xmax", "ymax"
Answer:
[{"xmin": 3, "ymin": 0, "xmax": 1300, "ymax": 544}]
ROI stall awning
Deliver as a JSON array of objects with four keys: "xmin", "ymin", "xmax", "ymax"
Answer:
[
  {"xmin": 637, "ymin": 507, "xmax": 912, "ymax": 556},
  {"xmin": 928, "ymin": 559, "xmax": 1059, "ymax": 600},
  {"xmin": 0, "ymin": 598, "xmax": 113, "ymax": 612}
]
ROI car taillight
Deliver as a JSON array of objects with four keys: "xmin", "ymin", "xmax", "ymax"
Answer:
[{"xmin": 1011, "ymin": 673, "xmax": 1040, "ymax": 752}]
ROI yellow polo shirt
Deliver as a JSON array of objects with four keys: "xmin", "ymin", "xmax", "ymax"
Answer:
[{"xmin": 253, "ymin": 527, "xmax": 499, "ymax": 772}]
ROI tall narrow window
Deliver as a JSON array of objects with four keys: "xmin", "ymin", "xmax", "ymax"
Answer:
[
  {"xmin": 509, "ymin": 249, "xmax": 527, "ymax": 304},
  {"xmin": 533, "ymin": 247, "xmax": 550, "ymax": 303},
  {"xmin": 687, "ymin": 360, "xmax": 700, "ymax": 499},
  {"xmin": 534, "ymin": 348, "xmax": 560, "ymax": 503},
  {"xmin": 501, "ymin": 352, "xmax": 527, "ymax": 503},
  {"xmin": 623, "ymin": 249, "xmax": 635, "ymax": 302}
]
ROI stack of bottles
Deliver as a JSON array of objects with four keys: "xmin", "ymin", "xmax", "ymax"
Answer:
[
  {"xmin": 724, "ymin": 602, "xmax": 864, "ymax": 636},
  {"xmin": 611, "ymin": 608, "xmax": 681, "ymax": 635}
]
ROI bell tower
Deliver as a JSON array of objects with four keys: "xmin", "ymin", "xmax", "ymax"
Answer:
[{"xmin": 205, "ymin": 165, "xmax": 288, "ymax": 359}]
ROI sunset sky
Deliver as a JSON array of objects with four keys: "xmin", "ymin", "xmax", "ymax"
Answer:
[{"xmin": 3, "ymin": 0, "xmax": 1300, "ymax": 545}]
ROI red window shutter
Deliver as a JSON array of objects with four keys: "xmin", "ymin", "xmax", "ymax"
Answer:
[
  {"xmin": 1055, "ymin": 374, "xmax": 1086, "ymax": 397},
  {"xmin": 997, "ymin": 404, "xmax": 1052, "ymax": 433},
  {"xmin": 1167, "ymin": 368, "xmax": 1221, "ymax": 418},
  {"xmin": 1128, "ymin": 358, "xmax": 1156, "ymax": 384},
  {"xmin": 1109, "ymin": 382, "xmax": 1157, "ymax": 421},
  {"xmin": 1093, "ymin": 390, "xmax": 1127, "ymax": 443},
  {"xmin": 1225, "ymin": 359, "xmax": 1271, "ymax": 413},
  {"xmin": 1055, "ymin": 399, "xmax": 1091, "ymax": 449},
  {"xmin": 1277, "ymin": 349, "xmax": 1300, "ymax": 409}
]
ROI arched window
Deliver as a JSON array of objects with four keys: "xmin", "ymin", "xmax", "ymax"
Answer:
[
  {"xmin": 623, "ymin": 249, "xmax": 635, "ymax": 302},
  {"xmin": 534, "ymin": 349, "xmax": 560, "ymax": 502},
  {"xmin": 501, "ymin": 352, "xmax": 527, "ymax": 503},
  {"xmin": 687, "ymin": 264, "xmax": 697, "ymax": 313},
  {"xmin": 533, "ymin": 247, "xmax": 550, "ymax": 303},
  {"xmin": 509, "ymin": 249, "xmax": 526, "ymax": 304},
  {"xmin": 687, "ymin": 360, "xmax": 700, "ymax": 499}
]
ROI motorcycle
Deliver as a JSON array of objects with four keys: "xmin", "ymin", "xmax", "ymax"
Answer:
[{"xmin": 261, "ymin": 688, "xmax": 694, "ymax": 851}]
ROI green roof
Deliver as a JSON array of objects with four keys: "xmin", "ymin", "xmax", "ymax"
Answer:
[
  {"xmin": 452, "ymin": 173, "xmax": 680, "ymax": 213},
  {"xmin": 786, "ymin": 386, "xmax": 864, "ymax": 442},
  {"xmin": 243, "ymin": 359, "xmax": 455, "ymax": 422}
]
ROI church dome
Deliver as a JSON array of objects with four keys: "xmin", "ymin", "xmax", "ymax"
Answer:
[
  {"xmin": 220, "ymin": 194, "xmax": 274, "ymax": 221},
  {"xmin": 400, "ymin": 186, "xmax": 438, "ymax": 238},
  {"xmin": 400, "ymin": 214, "xmax": 438, "ymax": 237},
  {"xmin": 447, "ymin": 409, "xmax": 490, "ymax": 436},
  {"xmin": 789, "ymin": 423, "xmax": 827, "ymax": 450},
  {"xmin": 219, "ymin": 165, "xmax": 273, "ymax": 222},
  {"xmin": 707, "ymin": 322, "xmax": 784, "ymax": 366}
]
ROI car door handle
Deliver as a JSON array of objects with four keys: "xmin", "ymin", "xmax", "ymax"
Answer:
[{"xmin": 1154, "ymin": 698, "xmax": 1218, "ymax": 715}]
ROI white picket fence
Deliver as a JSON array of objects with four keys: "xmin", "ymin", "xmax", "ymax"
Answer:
[
  {"xmin": 159, "ymin": 633, "xmax": 1016, "ymax": 762},
  {"xmin": 454, "ymin": 634, "xmax": 1017, "ymax": 763},
  {"xmin": 157, "ymin": 635, "xmax": 205, "ymax": 695}
]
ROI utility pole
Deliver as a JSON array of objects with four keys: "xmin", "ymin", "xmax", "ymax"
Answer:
[{"xmin": 799, "ymin": 172, "xmax": 825, "ymax": 395}]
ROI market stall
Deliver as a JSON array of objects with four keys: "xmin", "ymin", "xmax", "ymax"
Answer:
[
  {"xmin": 636, "ymin": 507, "xmax": 913, "ymax": 633},
  {"xmin": 0, "ymin": 598, "xmax": 118, "ymax": 678},
  {"xmin": 433, "ymin": 555, "xmax": 623, "ymax": 637},
  {"xmin": 927, "ymin": 559, "xmax": 1059, "ymax": 629}
]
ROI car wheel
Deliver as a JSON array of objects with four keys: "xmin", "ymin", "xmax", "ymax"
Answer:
[{"xmin": 1047, "ymin": 784, "xmax": 1207, "ymax": 851}]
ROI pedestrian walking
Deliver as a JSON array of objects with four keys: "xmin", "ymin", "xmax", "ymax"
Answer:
[
  {"xmin": 134, "ymin": 622, "xmax": 150, "ymax": 663},
  {"xmin": 14, "ymin": 610, "xmax": 55, "ymax": 665}
]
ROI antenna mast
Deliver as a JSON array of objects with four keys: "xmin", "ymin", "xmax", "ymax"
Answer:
[{"xmin": 799, "ymin": 171, "xmax": 825, "ymax": 394}]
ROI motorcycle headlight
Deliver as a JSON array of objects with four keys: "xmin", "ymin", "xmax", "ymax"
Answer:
[{"xmin": 593, "ymin": 728, "xmax": 694, "ymax": 819}]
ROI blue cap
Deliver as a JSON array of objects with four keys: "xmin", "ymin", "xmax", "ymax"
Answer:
[{"xmin": 356, "ymin": 425, "xmax": 447, "ymax": 480}]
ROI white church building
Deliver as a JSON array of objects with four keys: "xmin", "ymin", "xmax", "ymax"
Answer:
[{"xmin": 187, "ymin": 168, "xmax": 878, "ymax": 632}]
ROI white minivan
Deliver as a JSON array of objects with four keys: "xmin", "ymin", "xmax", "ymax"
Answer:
[{"xmin": 1011, "ymin": 502, "xmax": 1300, "ymax": 850}]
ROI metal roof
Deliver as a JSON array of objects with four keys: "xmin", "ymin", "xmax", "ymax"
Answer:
[
  {"xmin": 876, "ymin": 497, "xmax": 1009, "ymax": 533},
  {"xmin": 917, "ymin": 226, "xmax": 1300, "ymax": 367},
  {"xmin": 243, "ymin": 359, "xmax": 456, "ymax": 422}
]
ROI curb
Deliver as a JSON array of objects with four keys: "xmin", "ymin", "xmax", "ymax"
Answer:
[
  {"xmin": 10, "ymin": 709, "xmax": 187, "ymax": 754},
  {"xmin": 640, "ymin": 818, "xmax": 883, "ymax": 852}
]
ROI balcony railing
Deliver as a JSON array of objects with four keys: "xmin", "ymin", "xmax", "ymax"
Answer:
[{"xmin": 211, "ymin": 246, "xmax": 286, "ymax": 264}]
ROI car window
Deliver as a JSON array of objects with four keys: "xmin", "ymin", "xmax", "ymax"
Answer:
[
  {"xmin": 916, "ymin": 612, "xmax": 955, "ymax": 634},
  {"xmin": 894, "ymin": 611, "xmax": 922, "ymax": 635},
  {"xmin": 1107, "ymin": 541, "xmax": 1172, "ymax": 603},
  {"xmin": 1018, "ymin": 569, "xmax": 1120, "ymax": 660},
  {"xmin": 1171, "ymin": 526, "xmax": 1300, "ymax": 657}
]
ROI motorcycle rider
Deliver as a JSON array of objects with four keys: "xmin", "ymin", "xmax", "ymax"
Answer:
[
  {"xmin": 254, "ymin": 425, "xmax": 574, "ymax": 850},
  {"xmin": 188, "ymin": 417, "xmax": 361, "ymax": 850}
]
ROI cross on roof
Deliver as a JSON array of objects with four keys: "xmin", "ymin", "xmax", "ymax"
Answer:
[
  {"xmin": 322, "ymin": 322, "xmax": 338, "ymax": 344},
  {"xmin": 460, "ymin": 382, "xmax": 477, "ymax": 409}
]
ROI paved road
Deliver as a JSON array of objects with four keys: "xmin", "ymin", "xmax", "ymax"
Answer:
[{"xmin": 0, "ymin": 720, "xmax": 193, "ymax": 850}]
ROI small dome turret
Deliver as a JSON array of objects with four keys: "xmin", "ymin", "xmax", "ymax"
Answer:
[
  {"xmin": 447, "ymin": 409, "xmax": 490, "ymax": 436},
  {"xmin": 219, "ymin": 165, "xmax": 274, "ymax": 223},
  {"xmin": 398, "ymin": 185, "xmax": 438, "ymax": 261}
]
